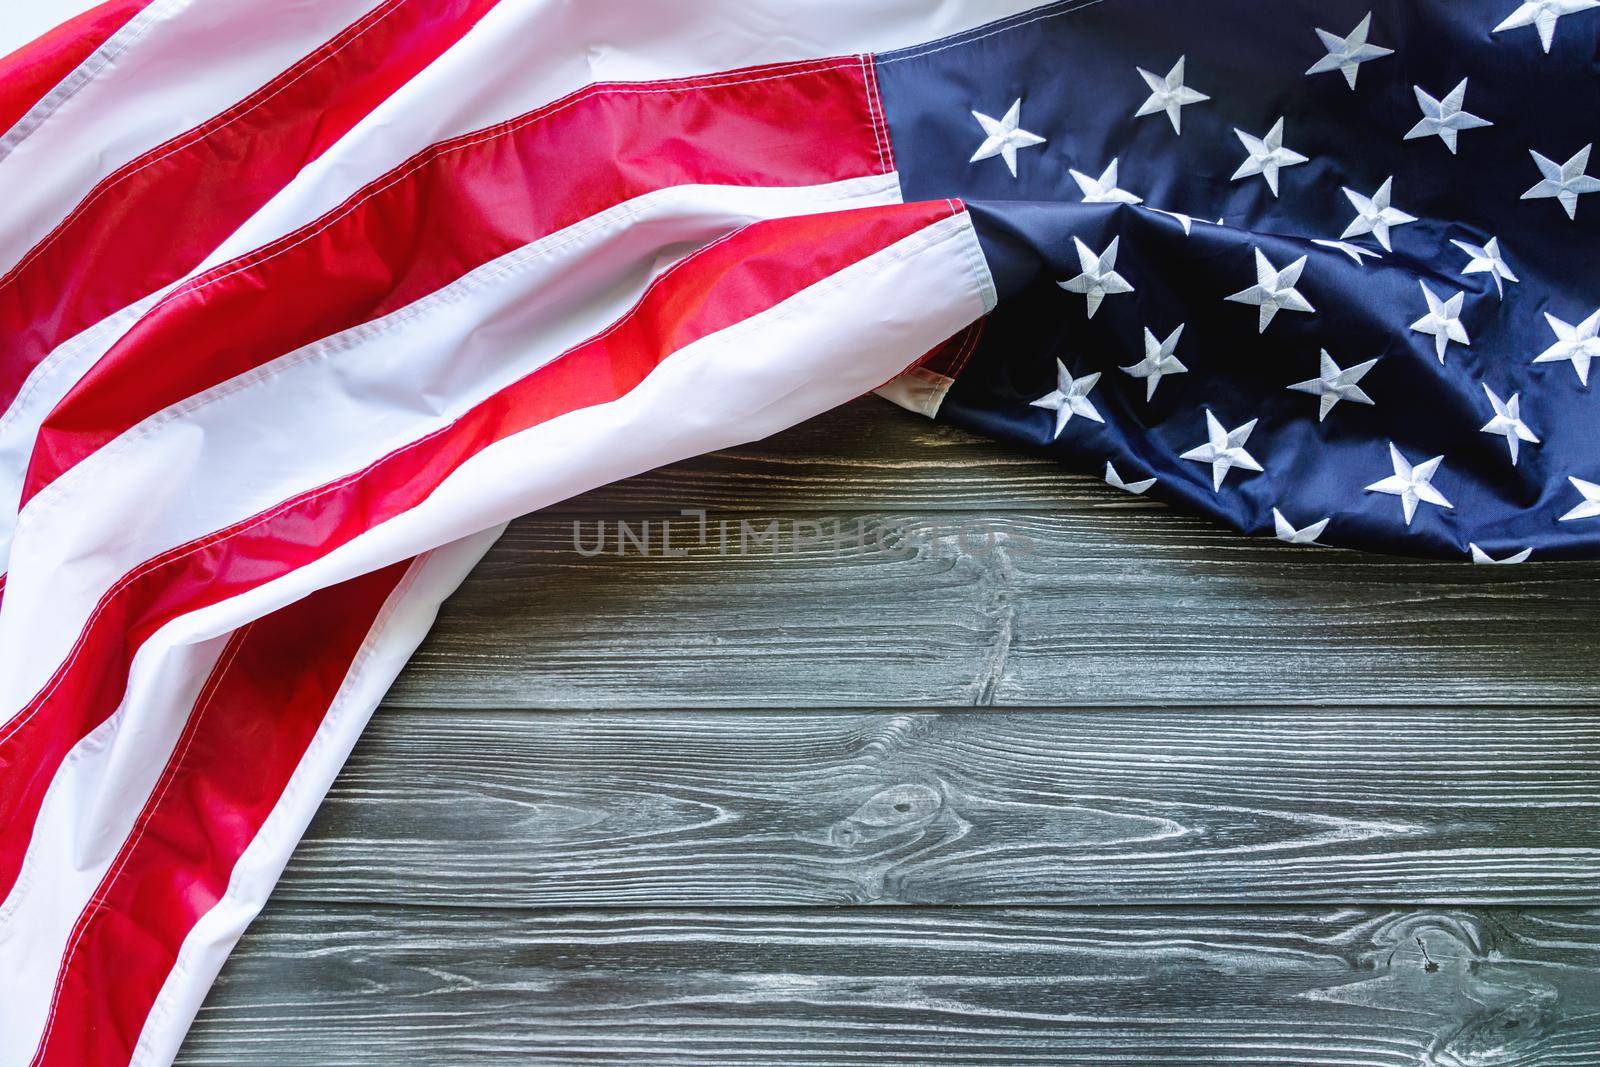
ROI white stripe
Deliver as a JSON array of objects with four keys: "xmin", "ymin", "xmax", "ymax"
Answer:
[
  {"xmin": 0, "ymin": 0, "xmax": 182, "ymax": 155},
  {"xmin": 0, "ymin": 0, "xmax": 1040, "ymax": 564},
  {"xmin": 120, "ymin": 527, "xmax": 499, "ymax": 1067},
  {"xmin": 28, "ymin": 211, "xmax": 995, "ymax": 714},
  {"xmin": 0, "ymin": 0, "xmax": 1039, "ymax": 396},
  {"xmin": 0, "ymin": 527, "xmax": 497, "ymax": 1067},
  {"xmin": 0, "ymin": 0, "xmax": 1042, "ymax": 430},
  {"xmin": 0, "ymin": 0, "xmax": 386, "ymax": 277},
  {"xmin": 285, "ymin": 213, "xmax": 996, "ymax": 577},
  {"xmin": 4, "ymin": 207, "xmax": 990, "ymax": 1067},
  {"xmin": 0, "ymin": 5, "xmax": 1026, "ymax": 1060},
  {"xmin": 196, "ymin": 0, "xmax": 1043, "ymax": 264},
  {"xmin": 0, "ymin": 0, "xmax": 106, "ymax": 58},
  {"xmin": 0, "ymin": 174, "xmax": 903, "ymax": 710},
  {"xmin": 0, "ymin": 634, "xmax": 229, "ymax": 1067},
  {"xmin": 0, "ymin": 290, "xmax": 168, "ymax": 575}
]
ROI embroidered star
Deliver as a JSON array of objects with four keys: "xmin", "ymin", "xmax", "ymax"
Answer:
[
  {"xmin": 1522, "ymin": 145, "xmax": 1600, "ymax": 219},
  {"xmin": 1134, "ymin": 55, "xmax": 1210, "ymax": 134},
  {"xmin": 1312, "ymin": 239, "xmax": 1382, "ymax": 265},
  {"xmin": 1057, "ymin": 236, "xmax": 1135, "ymax": 318},
  {"xmin": 1480, "ymin": 384, "xmax": 1540, "ymax": 464},
  {"xmin": 1452, "ymin": 237, "xmax": 1518, "ymax": 298},
  {"xmin": 1273, "ymin": 508, "xmax": 1329, "ymax": 545},
  {"xmin": 1410, "ymin": 283, "xmax": 1471, "ymax": 363},
  {"xmin": 1231, "ymin": 118, "xmax": 1308, "ymax": 196},
  {"xmin": 1404, "ymin": 79, "xmax": 1492, "ymax": 154},
  {"xmin": 1340, "ymin": 177, "xmax": 1416, "ymax": 251},
  {"xmin": 1288, "ymin": 349, "xmax": 1377, "ymax": 421},
  {"xmin": 1306, "ymin": 12, "xmax": 1394, "ymax": 88},
  {"xmin": 1181, "ymin": 411, "xmax": 1263, "ymax": 491},
  {"xmin": 1105, "ymin": 461, "xmax": 1156, "ymax": 495},
  {"xmin": 1533, "ymin": 308, "xmax": 1600, "ymax": 385},
  {"xmin": 1070, "ymin": 158, "xmax": 1142, "ymax": 204},
  {"xmin": 1030, "ymin": 361, "xmax": 1104, "ymax": 439},
  {"xmin": 969, "ymin": 98, "xmax": 1046, "ymax": 178},
  {"xmin": 1560, "ymin": 476, "xmax": 1600, "ymax": 521},
  {"xmin": 1470, "ymin": 544, "xmax": 1533, "ymax": 564},
  {"xmin": 1121, "ymin": 324, "xmax": 1189, "ymax": 400},
  {"xmin": 1367, "ymin": 443, "xmax": 1452, "ymax": 526},
  {"xmin": 1226, "ymin": 248, "xmax": 1315, "ymax": 333},
  {"xmin": 1494, "ymin": 0, "xmax": 1600, "ymax": 52}
]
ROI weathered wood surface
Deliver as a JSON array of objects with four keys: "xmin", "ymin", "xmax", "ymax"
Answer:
[
  {"xmin": 542, "ymin": 397, "xmax": 1126, "ymax": 514},
  {"xmin": 178, "ymin": 400, "xmax": 1600, "ymax": 1064},
  {"xmin": 384, "ymin": 400, "xmax": 1600, "ymax": 710},
  {"xmin": 178, "ymin": 906, "xmax": 1600, "ymax": 1066},
  {"xmin": 392, "ymin": 520, "xmax": 1600, "ymax": 710},
  {"xmin": 278, "ymin": 706, "xmax": 1600, "ymax": 907}
]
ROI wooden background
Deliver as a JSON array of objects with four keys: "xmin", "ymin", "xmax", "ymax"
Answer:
[{"xmin": 177, "ymin": 398, "xmax": 1600, "ymax": 1065}]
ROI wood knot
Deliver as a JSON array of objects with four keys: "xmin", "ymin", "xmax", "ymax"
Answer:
[
  {"xmin": 828, "ymin": 784, "xmax": 943, "ymax": 848},
  {"xmin": 1350, "ymin": 912, "xmax": 1562, "ymax": 1066}
]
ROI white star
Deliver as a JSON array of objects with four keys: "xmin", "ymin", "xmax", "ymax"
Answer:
[
  {"xmin": 969, "ymin": 98, "xmax": 1046, "ymax": 178},
  {"xmin": 1181, "ymin": 410, "xmax": 1263, "ymax": 491},
  {"xmin": 1405, "ymin": 79, "xmax": 1493, "ymax": 154},
  {"xmin": 1306, "ymin": 12, "xmax": 1394, "ymax": 88},
  {"xmin": 1134, "ymin": 55, "xmax": 1210, "ymax": 134},
  {"xmin": 1070, "ymin": 158, "xmax": 1142, "ymax": 204},
  {"xmin": 1410, "ymin": 282, "xmax": 1471, "ymax": 363},
  {"xmin": 1121, "ymin": 323, "xmax": 1189, "ymax": 400},
  {"xmin": 1494, "ymin": 0, "xmax": 1600, "ymax": 52},
  {"xmin": 1560, "ymin": 476, "xmax": 1600, "ymax": 521},
  {"xmin": 1340, "ymin": 177, "xmax": 1416, "ymax": 251},
  {"xmin": 1312, "ymin": 238, "xmax": 1382, "ymax": 265},
  {"xmin": 1288, "ymin": 349, "xmax": 1377, "ymax": 421},
  {"xmin": 1057, "ymin": 236, "xmax": 1134, "ymax": 318},
  {"xmin": 1480, "ymin": 384, "xmax": 1540, "ymax": 464},
  {"xmin": 1533, "ymin": 308, "xmax": 1600, "ymax": 385},
  {"xmin": 1470, "ymin": 543, "xmax": 1533, "ymax": 564},
  {"xmin": 1273, "ymin": 508, "xmax": 1330, "ymax": 545},
  {"xmin": 1105, "ymin": 461, "xmax": 1156, "ymax": 495},
  {"xmin": 1030, "ymin": 360, "xmax": 1104, "ymax": 439},
  {"xmin": 1451, "ymin": 236, "xmax": 1518, "ymax": 298},
  {"xmin": 1522, "ymin": 145, "xmax": 1600, "ymax": 219},
  {"xmin": 1231, "ymin": 118, "xmax": 1308, "ymax": 196},
  {"xmin": 1226, "ymin": 248, "xmax": 1315, "ymax": 333},
  {"xmin": 1367, "ymin": 443, "xmax": 1453, "ymax": 526}
]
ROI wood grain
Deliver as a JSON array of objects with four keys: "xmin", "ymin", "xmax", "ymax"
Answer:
[
  {"xmin": 277, "ymin": 706, "xmax": 1600, "ymax": 907},
  {"xmin": 543, "ymin": 397, "xmax": 1105, "ymax": 514},
  {"xmin": 178, "ymin": 400, "xmax": 1600, "ymax": 1064},
  {"xmin": 387, "ymin": 509, "xmax": 1600, "ymax": 708},
  {"xmin": 176, "ymin": 905, "xmax": 1600, "ymax": 1066}
]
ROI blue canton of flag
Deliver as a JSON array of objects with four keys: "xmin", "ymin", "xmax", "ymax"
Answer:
[{"xmin": 874, "ymin": 0, "xmax": 1600, "ymax": 560}]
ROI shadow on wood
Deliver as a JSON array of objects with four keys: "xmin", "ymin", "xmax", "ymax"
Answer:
[{"xmin": 393, "ymin": 438, "xmax": 1600, "ymax": 707}]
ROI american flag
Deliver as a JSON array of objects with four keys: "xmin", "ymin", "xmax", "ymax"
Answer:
[{"xmin": 0, "ymin": 1, "xmax": 1594, "ymax": 1063}]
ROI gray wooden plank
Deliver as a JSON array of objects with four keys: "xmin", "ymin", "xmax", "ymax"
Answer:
[
  {"xmin": 277, "ymin": 706, "xmax": 1600, "ymax": 907},
  {"xmin": 386, "ymin": 509, "xmax": 1600, "ymax": 708},
  {"xmin": 176, "ymin": 905, "xmax": 1600, "ymax": 1066},
  {"xmin": 544, "ymin": 397, "xmax": 1104, "ymax": 515}
]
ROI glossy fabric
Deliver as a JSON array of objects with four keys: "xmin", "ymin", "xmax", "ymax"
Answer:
[{"xmin": 879, "ymin": 0, "xmax": 1600, "ymax": 559}]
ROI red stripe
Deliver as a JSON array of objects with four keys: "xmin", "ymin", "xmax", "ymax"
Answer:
[
  {"xmin": 23, "ymin": 55, "xmax": 887, "ymax": 499},
  {"xmin": 0, "ymin": 201, "xmax": 957, "ymax": 907},
  {"xmin": 0, "ymin": 0, "xmax": 153, "ymax": 138},
  {"xmin": 0, "ymin": 0, "xmax": 502, "ymax": 417},
  {"xmin": 27, "ymin": 560, "xmax": 411, "ymax": 1067}
]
